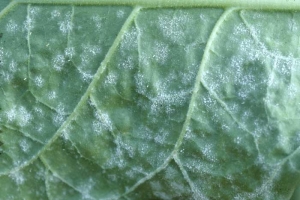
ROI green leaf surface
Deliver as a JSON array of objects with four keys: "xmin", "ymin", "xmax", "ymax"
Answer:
[{"xmin": 1, "ymin": 1, "xmax": 300, "ymax": 199}]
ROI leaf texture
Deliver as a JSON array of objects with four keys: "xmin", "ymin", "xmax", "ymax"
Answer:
[{"xmin": 0, "ymin": 1, "xmax": 300, "ymax": 200}]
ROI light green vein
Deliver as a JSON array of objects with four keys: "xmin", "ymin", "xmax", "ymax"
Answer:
[
  {"xmin": 174, "ymin": 154, "xmax": 208, "ymax": 200},
  {"xmin": 0, "ymin": 6, "xmax": 141, "ymax": 177},
  {"xmin": 0, "ymin": 1, "xmax": 17, "ymax": 20}
]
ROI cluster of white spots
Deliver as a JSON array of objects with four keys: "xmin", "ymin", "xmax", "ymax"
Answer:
[
  {"xmin": 58, "ymin": 11, "xmax": 73, "ymax": 35},
  {"xmin": 134, "ymin": 73, "xmax": 148, "ymax": 95},
  {"xmin": 9, "ymin": 171, "xmax": 25, "ymax": 185},
  {"xmin": 19, "ymin": 106, "xmax": 33, "ymax": 127},
  {"xmin": 125, "ymin": 166, "xmax": 146, "ymax": 179},
  {"xmin": 92, "ymin": 121, "xmax": 102, "ymax": 135},
  {"xmin": 78, "ymin": 178, "xmax": 95, "ymax": 200},
  {"xmin": 233, "ymin": 23, "xmax": 249, "ymax": 35},
  {"xmin": 287, "ymin": 83, "xmax": 298, "ymax": 98},
  {"xmin": 91, "ymin": 15, "xmax": 103, "ymax": 30},
  {"xmin": 201, "ymin": 144, "xmax": 216, "ymax": 162},
  {"xmin": 24, "ymin": 7, "xmax": 38, "ymax": 32},
  {"xmin": 117, "ymin": 56, "xmax": 134, "ymax": 70},
  {"xmin": 6, "ymin": 106, "xmax": 17, "ymax": 121},
  {"xmin": 52, "ymin": 112, "xmax": 65, "ymax": 126},
  {"xmin": 6, "ymin": 20, "xmax": 19, "ymax": 33},
  {"xmin": 48, "ymin": 91, "xmax": 57, "ymax": 99},
  {"xmin": 116, "ymin": 10, "xmax": 125, "ymax": 18},
  {"xmin": 154, "ymin": 130, "xmax": 169, "ymax": 145},
  {"xmin": 104, "ymin": 73, "xmax": 117, "ymax": 85},
  {"xmin": 78, "ymin": 44, "xmax": 101, "ymax": 72},
  {"xmin": 234, "ymin": 136, "xmax": 242, "ymax": 144},
  {"xmin": 19, "ymin": 138, "xmax": 31, "ymax": 153},
  {"xmin": 34, "ymin": 75, "xmax": 44, "ymax": 87},
  {"xmin": 152, "ymin": 41, "xmax": 169, "ymax": 64},
  {"xmin": 78, "ymin": 69, "xmax": 93, "ymax": 82},
  {"xmin": 9, "ymin": 60, "xmax": 17, "ymax": 72},
  {"xmin": 33, "ymin": 106, "xmax": 44, "ymax": 117},
  {"xmin": 57, "ymin": 103, "xmax": 67, "ymax": 115},
  {"xmin": 94, "ymin": 110, "xmax": 113, "ymax": 132},
  {"xmin": 5, "ymin": 106, "xmax": 33, "ymax": 127},
  {"xmin": 158, "ymin": 12, "xmax": 189, "ymax": 43},
  {"xmin": 82, "ymin": 44, "xmax": 101, "ymax": 56},
  {"xmin": 120, "ymin": 27, "xmax": 137, "ymax": 51},
  {"xmin": 61, "ymin": 129, "xmax": 69, "ymax": 140},
  {"xmin": 51, "ymin": 10, "xmax": 61, "ymax": 19},
  {"xmin": 52, "ymin": 54, "xmax": 65, "ymax": 71},
  {"xmin": 64, "ymin": 47, "xmax": 75, "ymax": 58}
]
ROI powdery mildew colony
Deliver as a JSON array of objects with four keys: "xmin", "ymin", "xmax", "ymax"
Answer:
[{"xmin": 0, "ymin": 3, "xmax": 300, "ymax": 200}]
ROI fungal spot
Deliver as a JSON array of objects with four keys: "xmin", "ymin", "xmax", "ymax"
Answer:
[{"xmin": 0, "ymin": 33, "xmax": 3, "ymax": 38}]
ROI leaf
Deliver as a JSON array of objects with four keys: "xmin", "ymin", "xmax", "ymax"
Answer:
[{"xmin": 0, "ymin": 1, "xmax": 300, "ymax": 199}]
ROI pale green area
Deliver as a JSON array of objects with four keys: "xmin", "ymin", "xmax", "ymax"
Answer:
[{"xmin": 0, "ymin": 1, "xmax": 300, "ymax": 200}]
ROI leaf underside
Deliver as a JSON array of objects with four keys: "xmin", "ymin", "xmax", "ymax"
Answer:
[{"xmin": 0, "ymin": 2, "xmax": 300, "ymax": 200}]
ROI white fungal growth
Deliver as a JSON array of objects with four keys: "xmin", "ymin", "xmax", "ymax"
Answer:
[
  {"xmin": 65, "ymin": 47, "xmax": 75, "ymax": 58},
  {"xmin": 94, "ymin": 111, "xmax": 113, "ymax": 132},
  {"xmin": 91, "ymin": 15, "xmax": 102, "ymax": 30},
  {"xmin": 153, "ymin": 42, "xmax": 169, "ymax": 64},
  {"xmin": 34, "ymin": 75, "xmax": 44, "ymax": 87},
  {"xmin": 9, "ymin": 60, "xmax": 17, "ymax": 72},
  {"xmin": 104, "ymin": 73, "xmax": 117, "ymax": 85},
  {"xmin": 117, "ymin": 10, "xmax": 125, "ymax": 18},
  {"xmin": 9, "ymin": 171, "xmax": 25, "ymax": 185},
  {"xmin": 20, "ymin": 139, "xmax": 30, "ymax": 153},
  {"xmin": 48, "ymin": 91, "xmax": 57, "ymax": 100},
  {"xmin": 6, "ymin": 106, "xmax": 17, "ymax": 121},
  {"xmin": 6, "ymin": 20, "xmax": 18, "ymax": 33},
  {"xmin": 53, "ymin": 54, "xmax": 65, "ymax": 71},
  {"xmin": 19, "ymin": 106, "xmax": 33, "ymax": 127},
  {"xmin": 51, "ymin": 10, "xmax": 61, "ymax": 19},
  {"xmin": 58, "ymin": 12, "xmax": 73, "ymax": 34},
  {"xmin": 158, "ymin": 12, "xmax": 189, "ymax": 43}
]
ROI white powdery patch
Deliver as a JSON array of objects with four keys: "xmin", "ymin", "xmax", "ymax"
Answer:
[
  {"xmin": 19, "ymin": 106, "xmax": 33, "ymax": 127},
  {"xmin": 52, "ymin": 113, "xmax": 65, "ymax": 126},
  {"xmin": 120, "ymin": 27, "xmax": 137, "ymax": 51},
  {"xmin": 92, "ymin": 121, "xmax": 102, "ymax": 135},
  {"xmin": 104, "ymin": 73, "xmax": 117, "ymax": 85},
  {"xmin": 157, "ymin": 12, "xmax": 189, "ymax": 43},
  {"xmin": 117, "ymin": 56, "xmax": 134, "ymax": 70},
  {"xmin": 91, "ymin": 15, "xmax": 102, "ymax": 30},
  {"xmin": 9, "ymin": 60, "xmax": 17, "ymax": 73},
  {"xmin": 33, "ymin": 106, "xmax": 44, "ymax": 117},
  {"xmin": 82, "ymin": 44, "xmax": 101, "ymax": 56},
  {"xmin": 94, "ymin": 111, "xmax": 113, "ymax": 132},
  {"xmin": 19, "ymin": 139, "xmax": 31, "ymax": 153},
  {"xmin": 24, "ymin": 14, "xmax": 34, "ymax": 32},
  {"xmin": 152, "ymin": 41, "xmax": 169, "ymax": 64},
  {"xmin": 6, "ymin": 20, "xmax": 19, "ymax": 33},
  {"xmin": 51, "ymin": 10, "xmax": 61, "ymax": 19},
  {"xmin": 116, "ymin": 10, "xmax": 125, "ymax": 18},
  {"xmin": 78, "ymin": 178, "xmax": 95, "ymax": 200},
  {"xmin": 34, "ymin": 75, "xmax": 44, "ymax": 87},
  {"xmin": 6, "ymin": 106, "xmax": 17, "ymax": 122},
  {"xmin": 202, "ymin": 144, "xmax": 216, "ymax": 162},
  {"xmin": 58, "ymin": 12, "xmax": 73, "ymax": 34},
  {"xmin": 79, "ymin": 70, "xmax": 93, "ymax": 82},
  {"xmin": 9, "ymin": 171, "xmax": 25, "ymax": 185},
  {"xmin": 52, "ymin": 54, "xmax": 65, "ymax": 71},
  {"xmin": 48, "ymin": 91, "xmax": 57, "ymax": 100},
  {"xmin": 150, "ymin": 90, "xmax": 187, "ymax": 115},
  {"xmin": 5, "ymin": 106, "xmax": 33, "ymax": 127},
  {"xmin": 64, "ymin": 47, "xmax": 75, "ymax": 58}
]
